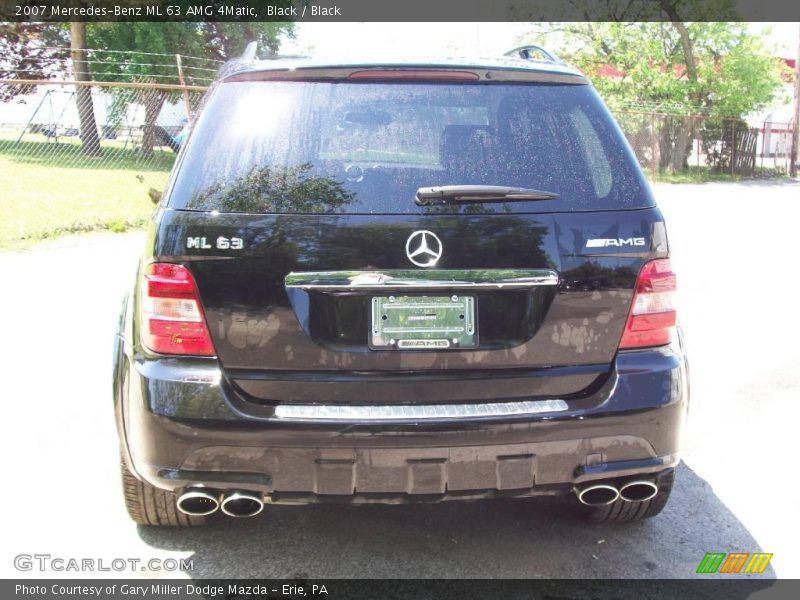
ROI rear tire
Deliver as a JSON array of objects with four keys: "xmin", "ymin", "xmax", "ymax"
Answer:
[
  {"xmin": 579, "ymin": 469, "xmax": 675, "ymax": 524},
  {"xmin": 120, "ymin": 455, "xmax": 211, "ymax": 527}
]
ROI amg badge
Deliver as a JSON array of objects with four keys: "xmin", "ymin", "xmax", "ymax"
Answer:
[
  {"xmin": 586, "ymin": 237, "xmax": 646, "ymax": 248},
  {"xmin": 397, "ymin": 339, "xmax": 451, "ymax": 349}
]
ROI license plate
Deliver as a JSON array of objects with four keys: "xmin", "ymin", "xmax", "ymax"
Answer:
[{"xmin": 370, "ymin": 295, "xmax": 476, "ymax": 349}]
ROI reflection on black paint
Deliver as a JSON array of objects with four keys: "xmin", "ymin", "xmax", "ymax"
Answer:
[
  {"xmin": 422, "ymin": 202, "xmax": 508, "ymax": 215},
  {"xmin": 561, "ymin": 261, "xmax": 638, "ymax": 291},
  {"xmin": 185, "ymin": 163, "xmax": 355, "ymax": 214}
]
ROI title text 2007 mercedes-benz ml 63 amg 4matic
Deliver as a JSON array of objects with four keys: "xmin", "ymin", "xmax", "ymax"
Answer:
[{"xmin": 113, "ymin": 45, "xmax": 688, "ymax": 526}]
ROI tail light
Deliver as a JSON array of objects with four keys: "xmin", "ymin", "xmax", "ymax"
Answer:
[
  {"xmin": 348, "ymin": 69, "xmax": 480, "ymax": 81},
  {"xmin": 140, "ymin": 263, "xmax": 215, "ymax": 356},
  {"xmin": 619, "ymin": 258, "xmax": 677, "ymax": 349}
]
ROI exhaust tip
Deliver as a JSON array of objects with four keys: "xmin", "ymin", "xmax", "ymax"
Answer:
[
  {"xmin": 176, "ymin": 488, "xmax": 220, "ymax": 516},
  {"xmin": 619, "ymin": 480, "xmax": 658, "ymax": 502},
  {"xmin": 220, "ymin": 491, "xmax": 264, "ymax": 518},
  {"xmin": 576, "ymin": 484, "xmax": 619, "ymax": 506}
]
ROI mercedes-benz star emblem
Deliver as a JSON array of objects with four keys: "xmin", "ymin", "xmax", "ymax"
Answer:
[{"xmin": 405, "ymin": 230, "xmax": 443, "ymax": 267}]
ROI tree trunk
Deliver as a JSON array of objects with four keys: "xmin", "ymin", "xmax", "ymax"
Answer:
[
  {"xmin": 624, "ymin": 118, "xmax": 652, "ymax": 168},
  {"xmin": 659, "ymin": 1, "xmax": 698, "ymax": 76},
  {"xmin": 658, "ymin": 125, "xmax": 672, "ymax": 171},
  {"xmin": 657, "ymin": 115, "xmax": 694, "ymax": 173},
  {"xmin": 660, "ymin": 0, "xmax": 701, "ymax": 172},
  {"xmin": 669, "ymin": 117, "xmax": 693, "ymax": 172},
  {"xmin": 140, "ymin": 90, "xmax": 166, "ymax": 158},
  {"xmin": 70, "ymin": 22, "xmax": 101, "ymax": 157}
]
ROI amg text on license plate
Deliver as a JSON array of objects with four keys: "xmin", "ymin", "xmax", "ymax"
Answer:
[{"xmin": 370, "ymin": 295, "xmax": 476, "ymax": 349}]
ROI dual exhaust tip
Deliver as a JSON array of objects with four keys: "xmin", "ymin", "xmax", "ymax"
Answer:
[
  {"xmin": 576, "ymin": 480, "xmax": 658, "ymax": 506},
  {"xmin": 179, "ymin": 481, "xmax": 656, "ymax": 514},
  {"xmin": 176, "ymin": 488, "xmax": 264, "ymax": 518}
]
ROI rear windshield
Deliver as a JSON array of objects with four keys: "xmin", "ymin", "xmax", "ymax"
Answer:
[{"xmin": 168, "ymin": 80, "xmax": 652, "ymax": 214}]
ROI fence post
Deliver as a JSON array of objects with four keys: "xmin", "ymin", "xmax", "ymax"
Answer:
[
  {"xmin": 730, "ymin": 119, "xmax": 735, "ymax": 176},
  {"xmin": 696, "ymin": 116, "xmax": 700, "ymax": 169},
  {"xmin": 651, "ymin": 112, "xmax": 657, "ymax": 182},
  {"xmin": 175, "ymin": 54, "xmax": 193, "ymax": 127},
  {"xmin": 790, "ymin": 23, "xmax": 799, "ymax": 177}
]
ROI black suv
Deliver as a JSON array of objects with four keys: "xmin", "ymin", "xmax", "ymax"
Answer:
[{"xmin": 113, "ymin": 46, "xmax": 688, "ymax": 526}]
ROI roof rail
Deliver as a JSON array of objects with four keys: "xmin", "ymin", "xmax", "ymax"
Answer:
[
  {"xmin": 503, "ymin": 45, "xmax": 562, "ymax": 64},
  {"xmin": 215, "ymin": 41, "xmax": 259, "ymax": 80},
  {"xmin": 266, "ymin": 54, "xmax": 313, "ymax": 60},
  {"xmin": 241, "ymin": 41, "xmax": 258, "ymax": 61}
]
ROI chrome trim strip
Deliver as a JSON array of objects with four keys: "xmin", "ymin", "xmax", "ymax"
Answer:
[
  {"xmin": 134, "ymin": 359, "xmax": 221, "ymax": 385},
  {"xmin": 285, "ymin": 269, "xmax": 559, "ymax": 291},
  {"xmin": 274, "ymin": 399, "xmax": 568, "ymax": 421}
]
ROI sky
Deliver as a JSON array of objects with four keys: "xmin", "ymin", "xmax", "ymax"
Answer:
[
  {"xmin": 280, "ymin": 23, "xmax": 533, "ymax": 59},
  {"xmin": 280, "ymin": 22, "xmax": 799, "ymax": 60}
]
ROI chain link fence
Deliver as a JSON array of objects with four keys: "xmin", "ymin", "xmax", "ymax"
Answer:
[
  {"xmin": 615, "ymin": 111, "xmax": 793, "ymax": 181},
  {"xmin": 0, "ymin": 77, "xmax": 795, "ymax": 247},
  {"xmin": 0, "ymin": 79, "xmax": 207, "ymax": 246}
]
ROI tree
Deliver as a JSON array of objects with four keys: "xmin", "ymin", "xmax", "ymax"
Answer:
[
  {"xmin": 523, "ymin": 12, "xmax": 786, "ymax": 171},
  {"xmin": 86, "ymin": 22, "xmax": 294, "ymax": 157},
  {"xmin": 196, "ymin": 23, "xmax": 292, "ymax": 61},
  {"xmin": 71, "ymin": 22, "xmax": 101, "ymax": 157},
  {"xmin": 0, "ymin": 23, "xmax": 67, "ymax": 101},
  {"xmin": 0, "ymin": 22, "xmax": 104, "ymax": 156}
]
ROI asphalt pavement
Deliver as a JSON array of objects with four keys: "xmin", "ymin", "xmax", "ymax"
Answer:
[{"xmin": 1, "ymin": 180, "xmax": 798, "ymax": 579}]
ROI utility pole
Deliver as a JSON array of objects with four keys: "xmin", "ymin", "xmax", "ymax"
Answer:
[{"xmin": 790, "ymin": 23, "xmax": 800, "ymax": 178}]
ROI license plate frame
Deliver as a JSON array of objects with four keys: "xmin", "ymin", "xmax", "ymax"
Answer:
[{"xmin": 370, "ymin": 295, "xmax": 476, "ymax": 350}]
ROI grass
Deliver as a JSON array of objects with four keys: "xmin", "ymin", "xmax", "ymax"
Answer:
[
  {"xmin": 0, "ymin": 134, "xmax": 175, "ymax": 249},
  {"xmin": 649, "ymin": 166, "xmax": 787, "ymax": 184}
]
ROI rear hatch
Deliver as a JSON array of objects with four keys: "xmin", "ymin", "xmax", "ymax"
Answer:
[{"xmin": 155, "ymin": 66, "xmax": 663, "ymax": 405}]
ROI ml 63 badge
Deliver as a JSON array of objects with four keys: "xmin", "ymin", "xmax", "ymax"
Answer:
[{"xmin": 186, "ymin": 236, "xmax": 244, "ymax": 250}]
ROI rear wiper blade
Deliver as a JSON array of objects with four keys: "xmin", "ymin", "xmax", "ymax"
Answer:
[{"xmin": 415, "ymin": 185, "xmax": 559, "ymax": 206}]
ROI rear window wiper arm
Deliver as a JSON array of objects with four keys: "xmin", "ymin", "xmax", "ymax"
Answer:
[{"xmin": 415, "ymin": 185, "xmax": 559, "ymax": 206}]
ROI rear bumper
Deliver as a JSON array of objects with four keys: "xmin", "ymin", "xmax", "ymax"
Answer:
[{"xmin": 116, "ymin": 345, "xmax": 689, "ymax": 502}]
